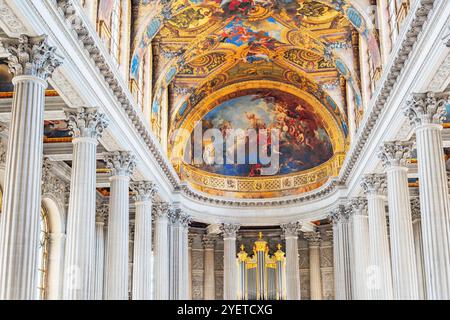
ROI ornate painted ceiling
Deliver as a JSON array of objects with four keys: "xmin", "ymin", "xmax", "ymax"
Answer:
[{"xmin": 130, "ymin": 0, "xmax": 381, "ymax": 199}]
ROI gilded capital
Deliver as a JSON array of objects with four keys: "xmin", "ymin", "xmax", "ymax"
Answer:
[
  {"xmin": 361, "ymin": 173, "xmax": 386, "ymax": 196},
  {"xmin": 104, "ymin": 151, "xmax": 136, "ymax": 177},
  {"xmin": 65, "ymin": 107, "xmax": 109, "ymax": 140},
  {"xmin": 378, "ymin": 141, "xmax": 413, "ymax": 168},
  {"xmin": 0, "ymin": 34, "xmax": 62, "ymax": 79},
  {"xmin": 404, "ymin": 92, "xmax": 449, "ymax": 128},
  {"xmin": 281, "ymin": 221, "xmax": 301, "ymax": 238},
  {"xmin": 130, "ymin": 181, "xmax": 157, "ymax": 202},
  {"xmin": 220, "ymin": 223, "xmax": 240, "ymax": 239}
]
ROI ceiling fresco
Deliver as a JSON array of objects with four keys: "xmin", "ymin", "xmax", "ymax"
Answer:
[
  {"xmin": 130, "ymin": 0, "xmax": 380, "ymax": 198},
  {"xmin": 189, "ymin": 89, "xmax": 334, "ymax": 177}
]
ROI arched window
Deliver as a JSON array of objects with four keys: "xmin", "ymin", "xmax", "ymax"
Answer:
[{"xmin": 36, "ymin": 207, "xmax": 50, "ymax": 300}]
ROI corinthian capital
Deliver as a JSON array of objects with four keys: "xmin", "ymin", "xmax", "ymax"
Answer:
[
  {"xmin": 411, "ymin": 197, "xmax": 421, "ymax": 222},
  {"xmin": 404, "ymin": 92, "xmax": 449, "ymax": 127},
  {"xmin": 0, "ymin": 35, "xmax": 62, "ymax": 79},
  {"xmin": 104, "ymin": 151, "xmax": 136, "ymax": 177},
  {"xmin": 304, "ymin": 231, "xmax": 321, "ymax": 246},
  {"xmin": 350, "ymin": 197, "xmax": 368, "ymax": 215},
  {"xmin": 220, "ymin": 223, "xmax": 240, "ymax": 239},
  {"xmin": 378, "ymin": 141, "xmax": 413, "ymax": 168},
  {"xmin": 328, "ymin": 205, "xmax": 349, "ymax": 225},
  {"xmin": 152, "ymin": 202, "xmax": 169, "ymax": 219},
  {"xmin": 96, "ymin": 203, "xmax": 109, "ymax": 224},
  {"xmin": 65, "ymin": 107, "xmax": 109, "ymax": 140},
  {"xmin": 361, "ymin": 173, "xmax": 386, "ymax": 196},
  {"xmin": 130, "ymin": 181, "xmax": 157, "ymax": 202},
  {"xmin": 281, "ymin": 221, "xmax": 302, "ymax": 238}
]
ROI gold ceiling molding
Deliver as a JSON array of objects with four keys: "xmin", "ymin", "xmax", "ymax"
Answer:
[{"xmin": 181, "ymin": 153, "xmax": 345, "ymax": 199}]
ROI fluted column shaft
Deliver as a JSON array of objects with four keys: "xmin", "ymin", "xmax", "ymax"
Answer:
[
  {"xmin": 380, "ymin": 142, "xmax": 419, "ymax": 300},
  {"xmin": 222, "ymin": 224, "xmax": 239, "ymax": 300},
  {"xmin": 368, "ymin": 194, "xmax": 393, "ymax": 299},
  {"xmin": 203, "ymin": 237, "xmax": 216, "ymax": 300},
  {"xmin": 281, "ymin": 222, "xmax": 301, "ymax": 300},
  {"xmin": 63, "ymin": 108, "xmax": 107, "ymax": 300},
  {"xmin": 386, "ymin": 166, "xmax": 419, "ymax": 299},
  {"xmin": 416, "ymin": 125, "xmax": 450, "ymax": 298},
  {"xmin": 0, "ymin": 35, "xmax": 61, "ymax": 300},
  {"xmin": 154, "ymin": 204, "xmax": 169, "ymax": 300},
  {"xmin": 350, "ymin": 200, "xmax": 370, "ymax": 300},
  {"xmin": 131, "ymin": 182, "xmax": 156, "ymax": 300},
  {"xmin": 405, "ymin": 92, "xmax": 450, "ymax": 299},
  {"xmin": 93, "ymin": 212, "xmax": 106, "ymax": 300},
  {"xmin": 104, "ymin": 152, "xmax": 135, "ymax": 300},
  {"xmin": 330, "ymin": 208, "xmax": 352, "ymax": 300},
  {"xmin": 305, "ymin": 233, "xmax": 322, "ymax": 300},
  {"xmin": 180, "ymin": 221, "xmax": 190, "ymax": 300},
  {"xmin": 132, "ymin": 199, "xmax": 152, "ymax": 300},
  {"xmin": 413, "ymin": 218, "xmax": 426, "ymax": 299}
]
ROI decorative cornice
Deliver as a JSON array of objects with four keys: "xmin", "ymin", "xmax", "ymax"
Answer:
[
  {"xmin": 220, "ymin": 223, "xmax": 240, "ymax": 239},
  {"xmin": 52, "ymin": 0, "xmax": 180, "ymax": 189},
  {"xmin": 378, "ymin": 141, "xmax": 413, "ymax": 168},
  {"xmin": 104, "ymin": 151, "xmax": 136, "ymax": 177},
  {"xmin": 281, "ymin": 221, "xmax": 302, "ymax": 238},
  {"xmin": 361, "ymin": 173, "xmax": 387, "ymax": 196},
  {"xmin": 65, "ymin": 107, "xmax": 109, "ymax": 140},
  {"xmin": 0, "ymin": 0, "xmax": 27, "ymax": 35},
  {"xmin": 404, "ymin": 91, "xmax": 449, "ymax": 127},
  {"xmin": 130, "ymin": 181, "xmax": 157, "ymax": 202},
  {"xmin": 0, "ymin": 34, "xmax": 62, "ymax": 79}
]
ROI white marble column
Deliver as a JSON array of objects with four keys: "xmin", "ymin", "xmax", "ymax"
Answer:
[
  {"xmin": 404, "ymin": 92, "xmax": 450, "ymax": 299},
  {"xmin": 168, "ymin": 206, "xmax": 181, "ymax": 300},
  {"xmin": 130, "ymin": 181, "xmax": 157, "ymax": 300},
  {"xmin": 349, "ymin": 198, "xmax": 370, "ymax": 300},
  {"xmin": 180, "ymin": 213, "xmax": 191, "ymax": 300},
  {"xmin": 153, "ymin": 202, "xmax": 170, "ymax": 300},
  {"xmin": 0, "ymin": 35, "xmax": 61, "ymax": 300},
  {"xmin": 104, "ymin": 151, "xmax": 136, "ymax": 300},
  {"xmin": 304, "ymin": 231, "xmax": 322, "ymax": 300},
  {"xmin": 281, "ymin": 222, "xmax": 302, "ymax": 300},
  {"xmin": 93, "ymin": 203, "xmax": 107, "ymax": 300},
  {"xmin": 329, "ymin": 206, "xmax": 352, "ymax": 300},
  {"xmin": 411, "ymin": 197, "xmax": 427, "ymax": 300},
  {"xmin": 188, "ymin": 234, "xmax": 195, "ymax": 300},
  {"xmin": 361, "ymin": 174, "xmax": 393, "ymax": 300},
  {"xmin": 203, "ymin": 235, "xmax": 216, "ymax": 300},
  {"xmin": 221, "ymin": 223, "xmax": 240, "ymax": 300},
  {"xmin": 379, "ymin": 141, "xmax": 419, "ymax": 300},
  {"xmin": 63, "ymin": 107, "xmax": 108, "ymax": 300}
]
